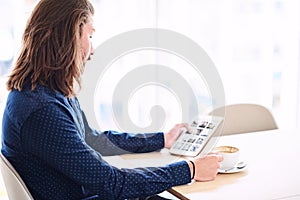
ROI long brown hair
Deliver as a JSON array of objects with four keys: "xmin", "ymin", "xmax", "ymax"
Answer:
[{"xmin": 7, "ymin": 0, "xmax": 94, "ymax": 97}]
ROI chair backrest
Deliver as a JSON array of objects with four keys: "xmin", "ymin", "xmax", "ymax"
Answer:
[
  {"xmin": 208, "ymin": 103, "xmax": 278, "ymax": 135},
  {"xmin": 0, "ymin": 153, "xmax": 33, "ymax": 200}
]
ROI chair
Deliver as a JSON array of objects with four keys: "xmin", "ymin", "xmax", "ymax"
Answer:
[
  {"xmin": 208, "ymin": 103, "xmax": 278, "ymax": 135},
  {"xmin": 0, "ymin": 153, "xmax": 33, "ymax": 200}
]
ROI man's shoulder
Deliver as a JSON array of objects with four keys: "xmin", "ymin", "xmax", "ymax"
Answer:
[
  {"xmin": 6, "ymin": 85, "xmax": 68, "ymax": 125},
  {"xmin": 9, "ymin": 85, "xmax": 63, "ymax": 107}
]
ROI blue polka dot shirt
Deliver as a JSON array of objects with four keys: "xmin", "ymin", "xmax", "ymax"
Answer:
[{"xmin": 1, "ymin": 85, "xmax": 191, "ymax": 200}]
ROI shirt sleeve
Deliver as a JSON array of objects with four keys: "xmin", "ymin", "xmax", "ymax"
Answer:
[
  {"xmin": 81, "ymin": 110, "xmax": 165, "ymax": 156},
  {"xmin": 21, "ymin": 103, "xmax": 191, "ymax": 199}
]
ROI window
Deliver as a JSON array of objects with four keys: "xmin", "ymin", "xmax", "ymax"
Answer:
[
  {"xmin": 0, "ymin": 0, "xmax": 299, "ymax": 133},
  {"xmin": 84, "ymin": 0, "xmax": 300, "ymax": 131}
]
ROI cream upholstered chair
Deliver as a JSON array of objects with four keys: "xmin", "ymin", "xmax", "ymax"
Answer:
[
  {"xmin": 208, "ymin": 103, "xmax": 278, "ymax": 135},
  {"xmin": 0, "ymin": 153, "xmax": 33, "ymax": 200}
]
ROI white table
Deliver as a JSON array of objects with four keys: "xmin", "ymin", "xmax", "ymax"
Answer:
[
  {"xmin": 171, "ymin": 129, "xmax": 300, "ymax": 200},
  {"xmin": 104, "ymin": 129, "xmax": 300, "ymax": 200}
]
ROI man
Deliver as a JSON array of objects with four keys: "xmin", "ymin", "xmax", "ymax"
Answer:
[{"xmin": 1, "ymin": 0, "xmax": 222, "ymax": 199}]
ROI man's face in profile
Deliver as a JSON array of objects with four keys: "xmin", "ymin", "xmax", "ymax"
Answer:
[{"xmin": 80, "ymin": 17, "xmax": 95, "ymax": 63}]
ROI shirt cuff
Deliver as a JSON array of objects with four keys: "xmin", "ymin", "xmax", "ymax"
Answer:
[
  {"xmin": 145, "ymin": 132, "xmax": 165, "ymax": 152},
  {"xmin": 167, "ymin": 160, "xmax": 192, "ymax": 186},
  {"xmin": 157, "ymin": 132, "xmax": 165, "ymax": 149}
]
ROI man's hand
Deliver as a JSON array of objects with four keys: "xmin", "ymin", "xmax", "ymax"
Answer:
[
  {"xmin": 188, "ymin": 153, "xmax": 223, "ymax": 181},
  {"xmin": 164, "ymin": 123, "xmax": 189, "ymax": 149}
]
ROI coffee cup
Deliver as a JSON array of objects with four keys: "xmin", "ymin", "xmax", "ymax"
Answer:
[{"xmin": 213, "ymin": 146, "xmax": 239, "ymax": 170}]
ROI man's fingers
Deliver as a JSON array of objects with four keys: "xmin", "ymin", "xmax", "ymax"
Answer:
[
  {"xmin": 217, "ymin": 154, "xmax": 223, "ymax": 162},
  {"xmin": 208, "ymin": 151, "xmax": 219, "ymax": 155},
  {"xmin": 206, "ymin": 153, "xmax": 223, "ymax": 162}
]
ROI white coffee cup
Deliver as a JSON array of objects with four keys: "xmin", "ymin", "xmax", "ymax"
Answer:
[{"xmin": 214, "ymin": 146, "xmax": 239, "ymax": 170}]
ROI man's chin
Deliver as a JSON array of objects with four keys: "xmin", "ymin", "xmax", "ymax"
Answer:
[{"xmin": 81, "ymin": 56, "xmax": 92, "ymax": 73}]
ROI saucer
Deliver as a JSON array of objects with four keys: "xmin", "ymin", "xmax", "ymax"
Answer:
[{"xmin": 218, "ymin": 161, "xmax": 247, "ymax": 174}]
